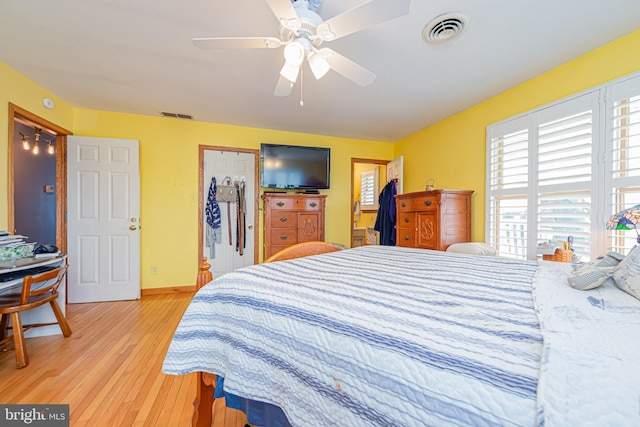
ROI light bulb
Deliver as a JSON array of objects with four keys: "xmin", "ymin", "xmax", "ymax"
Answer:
[
  {"xmin": 32, "ymin": 144, "xmax": 39, "ymax": 155},
  {"xmin": 22, "ymin": 139, "xmax": 30, "ymax": 150},
  {"xmin": 47, "ymin": 143, "xmax": 55, "ymax": 155}
]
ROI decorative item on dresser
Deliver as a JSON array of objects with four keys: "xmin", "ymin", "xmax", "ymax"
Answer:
[
  {"xmin": 396, "ymin": 189, "xmax": 473, "ymax": 251},
  {"xmin": 262, "ymin": 193, "xmax": 326, "ymax": 260}
]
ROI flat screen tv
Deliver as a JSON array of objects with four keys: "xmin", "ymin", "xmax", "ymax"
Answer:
[{"xmin": 260, "ymin": 143, "xmax": 330, "ymax": 190}]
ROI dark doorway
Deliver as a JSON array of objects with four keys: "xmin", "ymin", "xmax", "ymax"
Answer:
[{"xmin": 12, "ymin": 122, "xmax": 57, "ymax": 245}]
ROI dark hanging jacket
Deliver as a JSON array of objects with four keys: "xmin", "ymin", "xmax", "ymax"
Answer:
[{"xmin": 374, "ymin": 180, "xmax": 397, "ymax": 246}]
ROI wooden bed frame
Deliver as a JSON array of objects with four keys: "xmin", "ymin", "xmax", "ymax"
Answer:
[{"xmin": 191, "ymin": 241, "xmax": 343, "ymax": 427}]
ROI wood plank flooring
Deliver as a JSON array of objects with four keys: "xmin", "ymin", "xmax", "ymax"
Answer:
[{"xmin": 0, "ymin": 293, "xmax": 249, "ymax": 427}]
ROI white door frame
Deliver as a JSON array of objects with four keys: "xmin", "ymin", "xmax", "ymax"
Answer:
[{"xmin": 198, "ymin": 145, "xmax": 260, "ymax": 270}]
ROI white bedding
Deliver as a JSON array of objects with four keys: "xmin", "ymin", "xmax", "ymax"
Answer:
[
  {"xmin": 163, "ymin": 246, "xmax": 640, "ymax": 426},
  {"xmin": 534, "ymin": 261, "xmax": 640, "ymax": 426}
]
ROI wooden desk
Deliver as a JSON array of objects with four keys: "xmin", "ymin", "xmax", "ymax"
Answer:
[{"xmin": 0, "ymin": 255, "xmax": 67, "ymax": 338}]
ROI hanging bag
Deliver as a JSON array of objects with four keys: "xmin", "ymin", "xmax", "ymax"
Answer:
[{"xmin": 216, "ymin": 176, "xmax": 237, "ymax": 202}]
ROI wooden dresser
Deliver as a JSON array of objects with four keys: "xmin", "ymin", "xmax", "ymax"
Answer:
[
  {"xmin": 262, "ymin": 193, "xmax": 326, "ymax": 260},
  {"xmin": 395, "ymin": 189, "xmax": 473, "ymax": 251}
]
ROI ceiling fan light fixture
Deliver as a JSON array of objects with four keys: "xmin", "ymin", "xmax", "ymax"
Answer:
[
  {"xmin": 280, "ymin": 61, "xmax": 300, "ymax": 83},
  {"xmin": 284, "ymin": 40, "xmax": 306, "ymax": 66},
  {"xmin": 308, "ymin": 51, "xmax": 330, "ymax": 79}
]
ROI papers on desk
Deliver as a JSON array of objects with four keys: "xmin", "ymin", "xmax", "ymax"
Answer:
[
  {"xmin": 0, "ymin": 234, "xmax": 29, "ymax": 247},
  {"xmin": 34, "ymin": 252, "xmax": 61, "ymax": 259}
]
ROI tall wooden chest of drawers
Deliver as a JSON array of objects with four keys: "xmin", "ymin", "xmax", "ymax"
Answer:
[
  {"xmin": 395, "ymin": 189, "xmax": 473, "ymax": 251},
  {"xmin": 262, "ymin": 193, "xmax": 326, "ymax": 260}
]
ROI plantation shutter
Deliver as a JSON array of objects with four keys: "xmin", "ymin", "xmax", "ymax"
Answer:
[
  {"xmin": 606, "ymin": 75, "xmax": 640, "ymax": 252},
  {"xmin": 360, "ymin": 167, "xmax": 379, "ymax": 210},
  {"xmin": 487, "ymin": 117, "xmax": 530, "ymax": 258},
  {"xmin": 536, "ymin": 94, "xmax": 597, "ymax": 261}
]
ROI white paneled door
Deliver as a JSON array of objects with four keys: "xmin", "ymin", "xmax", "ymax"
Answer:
[
  {"xmin": 67, "ymin": 136, "xmax": 140, "ymax": 303},
  {"xmin": 387, "ymin": 155, "xmax": 404, "ymax": 194},
  {"xmin": 202, "ymin": 150, "xmax": 256, "ymax": 279}
]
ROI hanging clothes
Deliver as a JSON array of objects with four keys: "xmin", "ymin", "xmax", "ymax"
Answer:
[
  {"xmin": 205, "ymin": 177, "xmax": 222, "ymax": 258},
  {"xmin": 374, "ymin": 179, "xmax": 397, "ymax": 246},
  {"xmin": 354, "ymin": 199, "xmax": 361, "ymax": 221},
  {"xmin": 235, "ymin": 180, "xmax": 246, "ymax": 255}
]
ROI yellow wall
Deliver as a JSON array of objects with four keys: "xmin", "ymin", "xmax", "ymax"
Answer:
[
  {"xmin": 72, "ymin": 109, "xmax": 394, "ymax": 288},
  {"xmin": 395, "ymin": 29, "xmax": 640, "ymax": 242}
]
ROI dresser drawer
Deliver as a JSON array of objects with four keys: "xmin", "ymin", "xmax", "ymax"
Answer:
[
  {"xmin": 397, "ymin": 199, "xmax": 413, "ymax": 211},
  {"xmin": 413, "ymin": 196, "xmax": 438, "ymax": 210},
  {"xmin": 269, "ymin": 198, "xmax": 295, "ymax": 210},
  {"xmin": 304, "ymin": 198, "xmax": 322, "ymax": 210},
  {"xmin": 398, "ymin": 213, "xmax": 416, "ymax": 228},
  {"xmin": 270, "ymin": 228, "xmax": 298, "ymax": 245},
  {"xmin": 269, "ymin": 211, "xmax": 297, "ymax": 228},
  {"xmin": 397, "ymin": 228, "xmax": 416, "ymax": 247}
]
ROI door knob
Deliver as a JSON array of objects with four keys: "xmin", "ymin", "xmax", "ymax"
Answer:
[
  {"xmin": 129, "ymin": 225, "xmax": 138, "ymax": 230},
  {"xmin": 247, "ymin": 224, "xmax": 253, "ymax": 229}
]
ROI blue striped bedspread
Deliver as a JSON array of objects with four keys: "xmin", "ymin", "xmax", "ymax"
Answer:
[{"xmin": 164, "ymin": 246, "xmax": 553, "ymax": 426}]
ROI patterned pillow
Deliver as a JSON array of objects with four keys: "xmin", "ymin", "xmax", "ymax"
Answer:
[
  {"xmin": 567, "ymin": 251, "xmax": 625, "ymax": 291},
  {"xmin": 613, "ymin": 245, "xmax": 640, "ymax": 300}
]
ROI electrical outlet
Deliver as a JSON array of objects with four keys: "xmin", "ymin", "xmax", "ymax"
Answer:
[{"xmin": 151, "ymin": 266, "xmax": 157, "ymax": 274}]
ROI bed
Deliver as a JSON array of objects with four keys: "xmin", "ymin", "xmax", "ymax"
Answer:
[{"xmin": 163, "ymin": 245, "xmax": 640, "ymax": 426}]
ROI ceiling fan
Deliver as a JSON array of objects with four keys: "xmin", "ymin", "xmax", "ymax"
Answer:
[{"xmin": 193, "ymin": 0, "xmax": 411, "ymax": 97}]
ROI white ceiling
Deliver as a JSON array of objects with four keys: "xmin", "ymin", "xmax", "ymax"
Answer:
[{"xmin": 1, "ymin": 0, "xmax": 639, "ymax": 142}]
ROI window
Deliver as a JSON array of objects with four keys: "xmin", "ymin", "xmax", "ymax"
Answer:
[
  {"xmin": 360, "ymin": 167, "xmax": 379, "ymax": 211},
  {"xmin": 487, "ymin": 72, "xmax": 640, "ymax": 261}
]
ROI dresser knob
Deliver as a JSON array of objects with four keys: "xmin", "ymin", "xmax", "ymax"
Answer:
[
  {"xmin": 404, "ymin": 217, "xmax": 410, "ymax": 223},
  {"xmin": 309, "ymin": 202, "xmax": 317, "ymax": 207},
  {"xmin": 276, "ymin": 202, "xmax": 285, "ymax": 207},
  {"xmin": 401, "ymin": 202, "xmax": 406, "ymax": 208},
  {"xmin": 280, "ymin": 235, "xmax": 288, "ymax": 240},
  {"xmin": 279, "ymin": 217, "xmax": 288, "ymax": 222},
  {"xmin": 424, "ymin": 201, "xmax": 432, "ymax": 206},
  {"xmin": 404, "ymin": 235, "xmax": 410, "ymax": 240}
]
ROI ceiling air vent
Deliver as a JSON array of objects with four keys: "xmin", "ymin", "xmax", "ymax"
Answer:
[
  {"xmin": 160, "ymin": 111, "xmax": 193, "ymax": 120},
  {"xmin": 422, "ymin": 12, "xmax": 469, "ymax": 44}
]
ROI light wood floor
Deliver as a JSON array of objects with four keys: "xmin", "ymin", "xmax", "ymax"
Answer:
[{"xmin": 0, "ymin": 293, "xmax": 249, "ymax": 427}]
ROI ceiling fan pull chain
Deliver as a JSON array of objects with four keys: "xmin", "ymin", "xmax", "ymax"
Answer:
[{"xmin": 300, "ymin": 66, "xmax": 304, "ymax": 106}]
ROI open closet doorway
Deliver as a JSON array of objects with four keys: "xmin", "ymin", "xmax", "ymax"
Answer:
[
  {"xmin": 198, "ymin": 145, "xmax": 259, "ymax": 279},
  {"xmin": 351, "ymin": 158, "xmax": 389, "ymax": 248},
  {"xmin": 8, "ymin": 103, "xmax": 71, "ymax": 252}
]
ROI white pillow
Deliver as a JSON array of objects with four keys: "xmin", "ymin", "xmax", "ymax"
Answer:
[
  {"xmin": 567, "ymin": 251, "xmax": 625, "ymax": 291},
  {"xmin": 613, "ymin": 245, "xmax": 640, "ymax": 301},
  {"xmin": 446, "ymin": 242, "xmax": 496, "ymax": 256}
]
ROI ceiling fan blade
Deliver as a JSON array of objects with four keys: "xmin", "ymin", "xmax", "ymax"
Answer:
[
  {"xmin": 319, "ymin": 48, "xmax": 376, "ymax": 87},
  {"xmin": 318, "ymin": 0, "xmax": 411, "ymax": 41},
  {"xmin": 265, "ymin": 0, "xmax": 299, "ymax": 26},
  {"xmin": 193, "ymin": 37, "xmax": 282, "ymax": 50},
  {"xmin": 274, "ymin": 75, "xmax": 294, "ymax": 97}
]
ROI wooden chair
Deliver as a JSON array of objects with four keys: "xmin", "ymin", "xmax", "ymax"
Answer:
[
  {"xmin": 0, "ymin": 265, "xmax": 72, "ymax": 368},
  {"xmin": 263, "ymin": 241, "xmax": 343, "ymax": 263}
]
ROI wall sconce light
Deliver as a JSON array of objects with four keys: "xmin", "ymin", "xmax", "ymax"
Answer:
[
  {"xmin": 19, "ymin": 132, "xmax": 30, "ymax": 150},
  {"xmin": 46, "ymin": 137, "xmax": 55, "ymax": 155},
  {"xmin": 32, "ymin": 128, "xmax": 41, "ymax": 155}
]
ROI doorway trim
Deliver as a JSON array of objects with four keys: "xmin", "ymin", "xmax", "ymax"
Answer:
[
  {"xmin": 350, "ymin": 157, "xmax": 390, "ymax": 248},
  {"xmin": 8, "ymin": 103, "xmax": 72, "ymax": 252},
  {"xmin": 198, "ymin": 145, "xmax": 260, "ymax": 267}
]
